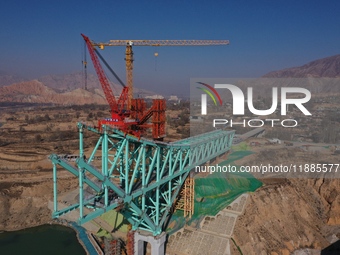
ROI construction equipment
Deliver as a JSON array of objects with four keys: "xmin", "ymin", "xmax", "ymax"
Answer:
[
  {"xmin": 82, "ymin": 34, "xmax": 229, "ymax": 139},
  {"xmin": 81, "ymin": 34, "xmax": 165, "ymax": 140},
  {"xmin": 90, "ymin": 38, "xmax": 230, "ymax": 108},
  {"xmin": 82, "ymin": 34, "xmax": 131, "ymax": 131},
  {"xmin": 82, "ymin": 34, "xmax": 166, "ymax": 139}
]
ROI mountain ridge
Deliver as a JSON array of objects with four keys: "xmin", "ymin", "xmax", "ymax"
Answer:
[
  {"xmin": 0, "ymin": 72, "xmax": 157, "ymax": 105},
  {"xmin": 0, "ymin": 80, "xmax": 107, "ymax": 105},
  {"xmin": 1, "ymin": 53, "xmax": 339, "ymax": 105},
  {"xmin": 263, "ymin": 54, "xmax": 340, "ymax": 78}
]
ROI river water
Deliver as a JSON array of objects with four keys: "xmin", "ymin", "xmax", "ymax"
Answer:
[{"xmin": 0, "ymin": 224, "xmax": 86, "ymax": 255}]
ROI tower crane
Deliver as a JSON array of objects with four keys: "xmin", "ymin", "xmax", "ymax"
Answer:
[
  {"xmin": 82, "ymin": 34, "xmax": 229, "ymax": 139},
  {"xmin": 90, "ymin": 39, "xmax": 230, "ymax": 108},
  {"xmin": 82, "ymin": 34, "xmax": 166, "ymax": 139}
]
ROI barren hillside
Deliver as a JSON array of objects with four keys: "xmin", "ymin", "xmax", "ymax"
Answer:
[
  {"xmin": 0, "ymin": 80, "xmax": 107, "ymax": 105},
  {"xmin": 264, "ymin": 54, "xmax": 340, "ymax": 78}
]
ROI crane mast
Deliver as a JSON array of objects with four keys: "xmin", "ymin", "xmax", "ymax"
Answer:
[{"xmin": 125, "ymin": 44, "xmax": 133, "ymax": 109}]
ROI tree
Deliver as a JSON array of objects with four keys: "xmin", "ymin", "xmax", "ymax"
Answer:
[
  {"xmin": 44, "ymin": 114, "xmax": 50, "ymax": 121},
  {"xmin": 311, "ymin": 132, "xmax": 320, "ymax": 143},
  {"xmin": 87, "ymin": 112, "xmax": 93, "ymax": 121},
  {"xmin": 35, "ymin": 134, "xmax": 42, "ymax": 142}
]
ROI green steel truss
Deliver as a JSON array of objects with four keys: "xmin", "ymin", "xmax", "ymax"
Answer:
[{"xmin": 50, "ymin": 122, "xmax": 234, "ymax": 236}]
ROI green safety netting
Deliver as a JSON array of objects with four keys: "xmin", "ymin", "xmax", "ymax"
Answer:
[
  {"xmin": 96, "ymin": 210, "xmax": 129, "ymax": 237},
  {"xmin": 193, "ymin": 171, "xmax": 262, "ymax": 218},
  {"xmin": 96, "ymin": 228, "xmax": 112, "ymax": 238},
  {"xmin": 167, "ymin": 150, "xmax": 262, "ymax": 233},
  {"xmin": 219, "ymin": 150, "xmax": 253, "ymax": 165}
]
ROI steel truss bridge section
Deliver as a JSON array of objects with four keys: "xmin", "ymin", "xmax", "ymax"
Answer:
[{"xmin": 50, "ymin": 122, "xmax": 234, "ymax": 236}]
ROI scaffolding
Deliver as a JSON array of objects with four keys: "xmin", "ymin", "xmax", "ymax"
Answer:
[
  {"xmin": 104, "ymin": 238, "xmax": 122, "ymax": 255},
  {"xmin": 175, "ymin": 176, "xmax": 195, "ymax": 217}
]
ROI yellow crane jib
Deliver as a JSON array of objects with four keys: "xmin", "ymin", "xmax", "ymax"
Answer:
[{"xmin": 90, "ymin": 38, "xmax": 230, "ymax": 109}]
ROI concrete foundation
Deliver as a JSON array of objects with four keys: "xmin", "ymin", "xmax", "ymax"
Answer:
[{"xmin": 134, "ymin": 231, "xmax": 166, "ymax": 255}]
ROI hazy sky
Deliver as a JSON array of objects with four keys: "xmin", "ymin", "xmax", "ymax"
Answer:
[{"xmin": 1, "ymin": 0, "xmax": 339, "ymax": 95}]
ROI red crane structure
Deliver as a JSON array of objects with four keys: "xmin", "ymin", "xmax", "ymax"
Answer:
[{"xmin": 82, "ymin": 34, "xmax": 166, "ymax": 139}]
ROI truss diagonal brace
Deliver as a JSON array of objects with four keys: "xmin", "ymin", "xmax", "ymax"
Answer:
[{"xmin": 50, "ymin": 123, "xmax": 234, "ymax": 236}]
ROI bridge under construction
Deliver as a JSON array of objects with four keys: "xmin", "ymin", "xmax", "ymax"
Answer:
[
  {"xmin": 49, "ymin": 33, "xmax": 238, "ymax": 255},
  {"xmin": 50, "ymin": 122, "xmax": 234, "ymax": 254}
]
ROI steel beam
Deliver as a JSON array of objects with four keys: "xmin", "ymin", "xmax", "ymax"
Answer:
[{"xmin": 49, "ymin": 122, "xmax": 234, "ymax": 236}]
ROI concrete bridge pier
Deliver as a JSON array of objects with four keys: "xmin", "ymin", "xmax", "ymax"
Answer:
[{"xmin": 134, "ymin": 231, "xmax": 166, "ymax": 255}]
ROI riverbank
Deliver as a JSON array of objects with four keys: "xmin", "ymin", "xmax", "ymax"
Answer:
[
  {"xmin": 0, "ymin": 224, "xmax": 86, "ymax": 255},
  {"xmin": 54, "ymin": 219, "xmax": 103, "ymax": 255}
]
